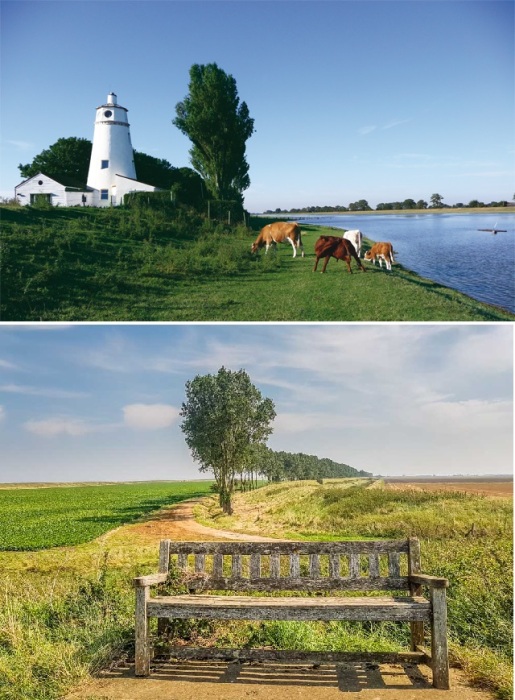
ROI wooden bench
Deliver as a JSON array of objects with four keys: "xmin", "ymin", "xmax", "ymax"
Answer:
[{"xmin": 134, "ymin": 537, "xmax": 449, "ymax": 689}]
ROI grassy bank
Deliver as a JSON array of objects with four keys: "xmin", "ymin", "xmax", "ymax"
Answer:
[
  {"xmin": 193, "ymin": 481, "xmax": 513, "ymax": 699},
  {"xmin": 2, "ymin": 205, "xmax": 513, "ymax": 321}
]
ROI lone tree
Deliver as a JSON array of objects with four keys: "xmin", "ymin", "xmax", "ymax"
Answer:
[
  {"xmin": 180, "ymin": 367, "xmax": 275, "ymax": 514},
  {"xmin": 173, "ymin": 63, "xmax": 255, "ymax": 204}
]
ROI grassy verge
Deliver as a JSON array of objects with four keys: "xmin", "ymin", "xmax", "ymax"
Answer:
[
  {"xmin": 2, "ymin": 205, "xmax": 513, "ymax": 321},
  {"xmin": 193, "ymin": 481, "xmax": 513, "ymax": 699}
]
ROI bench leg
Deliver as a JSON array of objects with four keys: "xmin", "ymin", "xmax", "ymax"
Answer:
[
  {"xmin": 135, "ymin": 586, "xmax": 150, "ymax": 676},
  {"xmin": 410, "ymin": 621, "xmax": 425, "ymax": 651},
  {"xmin": 430, "ymin": 587, "xmax": 450, "ymax": 689}
]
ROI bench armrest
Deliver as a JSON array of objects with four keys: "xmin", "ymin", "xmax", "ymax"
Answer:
[
  {"xmin": 409, "ymin": 573, "xmax": 448, "ymax": 589},
  {"xmin": 133, "ymin": 572, "xmax": 168, "ymax": 588}
]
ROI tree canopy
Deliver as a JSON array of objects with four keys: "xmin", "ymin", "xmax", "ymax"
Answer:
[
  {"xmin": 173, "ymin": 63, "xmax": 255, "ymax": 203},
  {"xmin": 180, "ymin": 367, "xmax": 275, "ymax": 514},
  {"xmin": 18, "ymin": 137, "xmax": 92, "ymax": 187}
]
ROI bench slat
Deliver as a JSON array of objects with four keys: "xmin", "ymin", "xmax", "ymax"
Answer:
[
  {"xmin": 147, "ymin": 594, "xmax": 431, "ymax": 622},
  {"xmin": 309, "ymin": 554, "xmax": 320, "ymax": 578},
  {"xmin": 167, "ymin": 541, "xmax": 410, "ymax": 556},
  {"xmin": 170, "ymin": 576, "xmax": 409, "ymax": 592},
  {"xmin": 270, "ymin": 552, "xmax": 281, "ymax": 578},
  {"xmin": 213, "ymin": 553, "xmax": 223, "ymax": 578},
  {"xmin": 250, "ymin": 553, "xmax": 261, "ymax": 578},
  {"xmin": 290, "ymin": 553, "xmax": 300, "ymax": 578}
]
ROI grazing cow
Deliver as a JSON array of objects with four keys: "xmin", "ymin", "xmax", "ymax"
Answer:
[
  {"xmin": 251, "ymin": 222, "xmax": 304, "ymax": 258},
  {"xmin": 342, "ymin": 229, "xmax": 363, "ymax": 258},
  {"xmin": 313, "ymin": 235, "xmax": 366, "ymax": 274},
  {"xmin": 364, "ymin": 242, "xmax": 395, "ymax": 271}
]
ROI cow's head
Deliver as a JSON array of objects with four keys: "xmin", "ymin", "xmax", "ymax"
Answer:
[
  {"xmin": 363, "ymin": 251, "xmax": 373, "ymax": 260},
  {"xmin": 251, "ymin": 242, "xmax": 259, "ymax": 253}
]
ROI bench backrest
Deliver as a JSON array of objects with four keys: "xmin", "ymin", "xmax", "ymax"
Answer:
[{"xmin": 158, "ymin": 538, "xmax": 421, "ymax": 592}]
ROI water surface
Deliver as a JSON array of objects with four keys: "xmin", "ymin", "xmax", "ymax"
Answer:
[{"xmin": 295, "ymin": 213, "xmax": 514, "ymax": 313}]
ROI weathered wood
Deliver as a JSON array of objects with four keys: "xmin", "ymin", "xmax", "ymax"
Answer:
[
  {"xmin": 147, "ymin": 594, "xmax": 431, "ymax": 622},
  {"xmin": 250, "ymin": 552, "xmax": 261, "ymax": 578},
  {"xmin": 231, "ymin": 554, "xmax": 242, "ymax": 578},
  {"xmin": 158, "ymin": 539, "xmax": 171, "ymax": 574},
  {"xmin": 408, "ymin": 537, "xmax": 424, "ymax": 650},
  {"xmin": 133, "ymin": 537, "xmax": 449, "ymax": 690},
  {"xmin": 430, "ymin": 587, "xmax": 450, "ymax": 689},
  {"xmin": 410, "ymin": 574, "xmax": 448, "ymax": 589},
  {"xmin": 213, "ymin": 553, "xmax": 223, "ymax": 578},
  {"xmin": 349, "ymin": 553, "xmax": 360, "ymax": 579},
  {"xmin": 133, "ymin": 572, "xmax": 168, "ymax": 587},
  {"xmin": 166, "ymin": 540, "xmax": 410, "ymax": 556},
  {"xmin": 134, "ymin": 586, "xmax": 150, "ymax": 676},
  {"xmin": 180, "ymin": 576, "xmax": 409, "ymax": 592},
  {"xmin": 368, "ymin": 552, "xmax": 379, "ymax": 578},
  {"xmin": 290, "ymin": 553, "xmax": 300, "ymax": 578},
  {"xmin": 163, "ymin": 647, "xmax": 426, "ymax": 664},
  {"xmin": 329, "ymin": 553, "xmax": 340, "ymax": 578},
  {"xmin": 270, "ymin": 552, "xmax": 281, "ymax": 578}
]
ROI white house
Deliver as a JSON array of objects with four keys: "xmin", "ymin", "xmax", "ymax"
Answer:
[
  {"xmin": 15, "ymin": 93, "xmax": 159, "ymax": 207},
  {"xmin": 15, "ymin": 173, "xmax": 93, "ymax": 207}
]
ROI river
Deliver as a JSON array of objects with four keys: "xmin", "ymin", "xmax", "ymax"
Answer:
[{"xmin": 293, "ymin": 212, "xmax": 515, "ymax": 314}]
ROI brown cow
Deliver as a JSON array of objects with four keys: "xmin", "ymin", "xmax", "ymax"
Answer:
[
  {"xmin": 363, "ymin": 242, "xmax": 395, "ymax": 271},
  {"xmin": 313, "ymin": 235, "xmax": 366, "ymax": 274},
  {"xmin": 251, "ymin": 221, "xmax": 304, "ymax": 258}
]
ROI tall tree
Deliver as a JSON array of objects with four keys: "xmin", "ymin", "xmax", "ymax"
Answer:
[
  {"xmin": 173, "ymin": 63, "xmax": 255, "ymax": 203},
  {"xmin": 180, "ymin": 367, "xmax": 275, "ymax": 514},
  {"xmin": 430, "ymin": 193, "xmax": 444, "ymax": 208}
]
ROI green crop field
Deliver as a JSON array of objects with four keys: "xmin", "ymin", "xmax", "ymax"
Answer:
[
  {"xmin": 2, "ymin": 205, "xmax": 513, "ymax": 321},
  {"xmin": 0, "ymin": 481, "xmax": 213, "ymax": 550}
]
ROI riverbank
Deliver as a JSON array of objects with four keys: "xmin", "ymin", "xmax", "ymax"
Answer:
[
  {"xmin": 2, "ymin": 206, "xmax": 513, "ymax": 321},
  {"xmin": 259, "ymin": 207, "xmax": 515, "ymax": 216}
]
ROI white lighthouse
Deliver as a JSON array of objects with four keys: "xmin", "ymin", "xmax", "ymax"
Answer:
[
  {"xmin": 15, "ymin": 92, "xmax": 158, "ymax": 207},
  {"xmin": 86, "ymin": 92, "xmax": 156, "ymax": 206}
]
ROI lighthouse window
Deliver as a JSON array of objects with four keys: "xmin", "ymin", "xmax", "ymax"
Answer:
[
  {"xmin": 104, "ymin": 110, "xmax": 112, "ymax": 118},
  {"xmin": 101, "ymin": 160, "xmax": 109, "ymax": 169},
  {"xmin": 100, "ymin": 190, "xmax": 109, "ymax": 200}
]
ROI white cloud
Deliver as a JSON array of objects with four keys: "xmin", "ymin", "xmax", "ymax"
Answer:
[
  {"xmin": 274, "ymin": 411, "xmax": 379, "ymax": 434},
  {"xmin": 6, "ymin": 140, "xmax": 34, "ymax": 151},
  {"xmin": 24, "ymin": 417, "xmax": 95, "ymax": 437},
  {"xmin": 123, "ymin": 403, "xmax": 180, "ymax": 430},
  {"xmin": 0, "ymin": 359, "xmax": 19, "ymax": 370},
  {"xmin": 415, "ymin": 399, "xmax": 512, "ymax": 433},
  {"xmin": 0, "ymin": 383, "xmax": 88, "ymax": 399},
  {"xmin": 358, "ymin": 125, "xmax": 377, "ymax": 135}
]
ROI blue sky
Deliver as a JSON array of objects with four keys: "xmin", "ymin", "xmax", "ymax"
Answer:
[
  {"xmin": 0, "ymin": 324, "xmax": 512, "ymax": 483},
  {"xmin": 1, "ymin": 0, "xmax": 513, "ymax": 211}
]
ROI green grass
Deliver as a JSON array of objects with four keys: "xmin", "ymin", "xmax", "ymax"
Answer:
[
  {"xmin": 194, "ymin": 481, "xmax": 513, "ymax": 699},
  {"xmin": 0, "ymin": 481, "xmax": 213, "ymax": 551},
  {"xmin": 1, "ymin": 479, "xmax": 512, "ymax": 700},
  {"xmin": 2, "ymin": 205, "xmax": 513, "ymax": 321}
]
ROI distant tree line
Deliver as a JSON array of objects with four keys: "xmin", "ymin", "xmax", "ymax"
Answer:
[
  {"xmin": 265, "ymin": 193, "xmax": 511, "ymax": 214},
  {"xmin": 238, "ymin": 445, "xmax": 372, "ymax": 491}
]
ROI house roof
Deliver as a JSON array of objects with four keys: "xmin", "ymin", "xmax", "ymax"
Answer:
[{"xmin": 15, "ymin": 172, "xmax": 92, "ymax": 191}]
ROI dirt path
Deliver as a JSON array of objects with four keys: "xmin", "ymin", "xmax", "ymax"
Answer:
[{"xmin": 66, "ymin": 498, "xmax": 496, "ymax": 700}]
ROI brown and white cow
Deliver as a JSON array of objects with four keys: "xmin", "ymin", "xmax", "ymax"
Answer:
[
  {"xmin": 363, "ymin": 242, "xmax": 395, "ymax": 271},
  {"xmin": 251, "ymin": 222, "xmax": 304, "ymax": 258},
  {"xmin": 313, "ymin": 235, "xmax": 366, "ymax": 274},
  {"xmin": 342, "ymin": 229, "xmax": 363, "ymax": 258}
]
